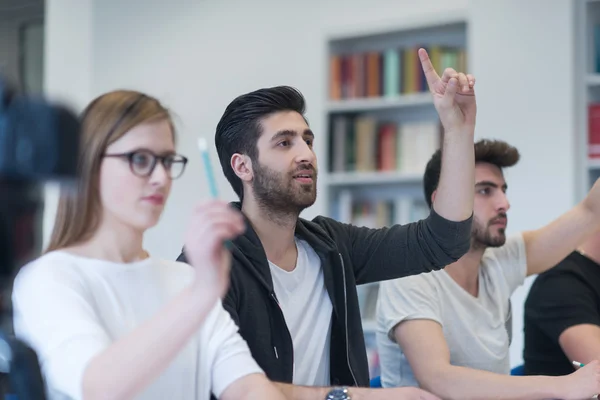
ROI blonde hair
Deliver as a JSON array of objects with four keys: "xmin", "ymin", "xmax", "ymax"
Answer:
[{"xmin": 45, "ymin": 90, "xmax": 174, "ymax": 252}]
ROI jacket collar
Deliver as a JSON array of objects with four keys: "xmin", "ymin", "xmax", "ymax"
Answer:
[{"xmin": 228, "ymin": 201, "xmax": 338, "ymax": 290}]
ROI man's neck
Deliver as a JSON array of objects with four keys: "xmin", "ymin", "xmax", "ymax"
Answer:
[
  {"xmin": 242, "ymin": 198, "xmax": 298, "ymax": 271},
  {"xmin": 444, "ymin": 245, "xmax": 486, "ymax": 297}
]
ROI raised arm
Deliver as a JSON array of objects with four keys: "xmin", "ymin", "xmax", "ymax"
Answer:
[
  {"xmin": 524, "ymin": 179, "xmax": 600, "ymax": 276},
  {"xmin": 13, "ymin": 201, "xmax": 245, "ymax": 400},
  {"xmin": 418, "ymin": 48, "xmax": 476, "ymax": 223},
  {"xmin": 395, "ymin": 319, "xmax": 600, "ymax": 400},
  {"xmin": 315, "ymin": 49, "xmax": 477, "ymax": 284},
  {"xmin": 316, "ymin": 208, "xmax": 471, "ymax": 284}
]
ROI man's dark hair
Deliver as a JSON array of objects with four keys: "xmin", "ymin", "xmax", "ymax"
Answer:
[
  {"xmin": 423, "ymin": 139, "xmax": 520, "ymax": 208},
  {"xmin": 215, "ymin": 86, "xmax": 307, "ymax": 200}
]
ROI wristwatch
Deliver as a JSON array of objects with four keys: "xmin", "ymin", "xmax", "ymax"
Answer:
[{"xmin": 325, "ymin": 386, "xmax": 351, "ymax": 400}]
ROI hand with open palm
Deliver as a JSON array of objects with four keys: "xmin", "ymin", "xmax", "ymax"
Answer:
[{"xmin": 418, "ymin": 48, "xmax": 476, "ymax": 135}]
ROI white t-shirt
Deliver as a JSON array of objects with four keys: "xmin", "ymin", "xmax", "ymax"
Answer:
[
  {"xmin": 268, "ymin": 238, "xmax": 333, "ymax": 386},
  {"xmin": 11, "ymin": 251, "xmax": 263, "ymax": 400},
  {"xmin": 376, "ymin": 233, "xmax": 527, "ymax": 388}
]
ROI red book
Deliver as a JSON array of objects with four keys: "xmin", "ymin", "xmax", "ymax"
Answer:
[
  {"xmin": 367, "ymin": 52, "xmax": 381, "ymax": 97},
  {"xmin": 589, "ymin": 104, "xmax": 600, "ymax": 158},
  {"xmin": 329, "ymin": 55, "xmax": 342, "ymax": 100},
  {"xmin": 377, "ymin": 123, "xmax": 397, "ymax": 171}
]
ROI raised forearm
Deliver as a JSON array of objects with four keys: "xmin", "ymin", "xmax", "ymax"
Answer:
[
  {"xmin": 83, "ymin": 283, "xmax": 219, "ymax": 400},
  {"xmin": 433, "ymin": 131, "xmax": 475, "ymax": 222},
  {"xmin": 424, "ymin": 365, "xmax": 563, "ymax": 400}
]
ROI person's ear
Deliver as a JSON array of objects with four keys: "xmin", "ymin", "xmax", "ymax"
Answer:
[{"xmin": 231, "ymin": 153, "xmax": 253, "ymax": 183}]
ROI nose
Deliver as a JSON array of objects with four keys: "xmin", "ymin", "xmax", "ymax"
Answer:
[
  {"xmin": 149, "ymin": 161, "xmax": 170, "ymax": 186},
  {"xmin": 497, "ymin": 191, "xmax": 510, "ymax": 212},
  {"xmin": 295, "ymin": 138, "xmax": 316, "ymax": 165}
]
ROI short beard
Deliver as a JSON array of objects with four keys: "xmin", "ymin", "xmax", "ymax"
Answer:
[
  {"xmin": 471, "ymin": 215, "xmax": 507, "ymax": 251},
  {"xmin": 252, "ymin": 161, "xmax": 317, "ymax": 226}
]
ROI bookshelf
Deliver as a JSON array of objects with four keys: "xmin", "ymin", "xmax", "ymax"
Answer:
[
  {"xmin": 576, "ymin": 0, "xmax": 600, "ymax": 199},
  {"xmin": 323, "ymin": 15, "xmax": 468, "ymax": 379}
]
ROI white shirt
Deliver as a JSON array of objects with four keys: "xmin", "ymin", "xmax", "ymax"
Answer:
[
  {"xmin": 376, "ymin": 233, "xmax": 528, "ymax": 388},
  {"xmin": 268, "ymin": 238, "xmax": 333, "ymax": 386},
  {"xmin": 11, "ymin": 251, "xmax": 263, "ymax": 400}
]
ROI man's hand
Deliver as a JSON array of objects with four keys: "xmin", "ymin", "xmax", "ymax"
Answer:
[{"xmin": 419, "ymin": 47, "xmax": 476, "ymax": 134}]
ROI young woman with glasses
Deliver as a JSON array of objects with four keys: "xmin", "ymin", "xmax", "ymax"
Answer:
[{"xmin": 10, "ymin": 90, "xmax": 285, "ymax": 400}]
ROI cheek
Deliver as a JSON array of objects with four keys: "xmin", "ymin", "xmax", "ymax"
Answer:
[
  {"xmin": 99, "ymin": 163, "xmax": 144, "ymax": 212},
  {"xmin": 473, "ymin": 203, "xmax": 488, "ymax": 225},
  {"xmin": 473, "ymin": 198, "xmax": 489, "ymax": 216}
]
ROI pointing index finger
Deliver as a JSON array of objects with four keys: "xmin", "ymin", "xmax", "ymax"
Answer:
[{"xmin": 418, "ymin": 48, "xmax": 440, "ymax": 92}]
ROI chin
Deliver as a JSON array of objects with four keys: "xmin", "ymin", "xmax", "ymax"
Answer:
[
  {"xmin": 296, "ymin": 188, "xmax": 317, "ymax": 205},
  {"xmin": 130, "ymin": 214, "xmax": 162, "ymax": 231},
  {"xmin": 488, "ymin": 236, "xmax": 507, "ymax": 248},
  {"xmin": 295, "ymin": 197, "xmax": 316, "ymax": 210}
]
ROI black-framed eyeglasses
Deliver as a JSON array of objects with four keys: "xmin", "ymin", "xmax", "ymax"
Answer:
[{"xmin": 104, "ymin": 150, "xmax": 188, "ymax": 179}]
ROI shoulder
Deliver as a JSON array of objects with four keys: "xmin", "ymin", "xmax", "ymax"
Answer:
[
  {"xmin": 15, "ymin": 251, "xmax": 85, "ymax": 286},
  {"xmin": 379, "ymin": 270, "xmax": 441, "ymax": 297},
  {"xmin": 12, "ymin": 251, "xmax": 93, "ymax": 307},
  {"xmin": 377, "ymin": 272, "xmax": 444, "ymax": 332},
  {"xmin": 525, "ymin": 253, "xmax": 596, "ymax": 312},
  {"xmin": 309, "ymin": 215, "xmax": 347, "ymax": 237},
  {"xmin": 532, "ymin": 252, "xmax": 587, "ymax": 285}
]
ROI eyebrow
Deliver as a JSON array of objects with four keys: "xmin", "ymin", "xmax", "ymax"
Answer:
[
  {"xmin": 476, "ymin": 180, "xmax": 508, "ymax": 190},
  {"xmin": 270, "ymin": 129, "xmax": 314, "ymax": 143},
  {"xmin": 130, "ymin": 147, "xmax": 177, "ymax": 156}
]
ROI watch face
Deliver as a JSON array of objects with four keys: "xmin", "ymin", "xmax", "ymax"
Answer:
[{"xmin": 326, "ymin": 387, "xmax": 350, "ymax": 400}]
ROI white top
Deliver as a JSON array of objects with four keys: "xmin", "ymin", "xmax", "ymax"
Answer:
[
  {"xmin": 268, "ymin": 238, "xmax": 333, "ymax": 386},
  {"xmin": 11, "ymin": 251, "xmax": 263, "ymax": 400},
  {"xmin": 376, "ymin": 233, "xmax": 528, "ymax": 388}
]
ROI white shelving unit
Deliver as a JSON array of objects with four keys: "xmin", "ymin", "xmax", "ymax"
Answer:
[
  {"xmin": 575, "ymin": 0, "xmax": 600, "ymax": 199},
  {"xmin": 586, "ymin": 73, "xmax": 600, "ymax": 86},
  {"xmin": 327, "ymin": 171, "xmax": 422, "ymax": 187},
  {"xmin": 326, "ymin": 92, "xmax": 433, "ymax": 113},
  {"xmin": 323, "ymin": 15, "xmax": 469, "ymax": 379}
]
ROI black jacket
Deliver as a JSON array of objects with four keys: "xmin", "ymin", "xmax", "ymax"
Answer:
[{"xmin": 177, "ymin": 202, "xmax": 472, "ymax": 387}]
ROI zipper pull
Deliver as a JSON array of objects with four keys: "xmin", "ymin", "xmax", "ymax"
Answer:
[
  {"xmin": 271, "ymin": 292, "xmax": 281, "ymax": 308},
  {"xmin": 274, "ymin": 346, "xmax": 279, "ymax": 359}
]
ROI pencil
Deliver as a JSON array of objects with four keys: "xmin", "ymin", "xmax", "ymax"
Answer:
[
  {"xmin": 197, "ymin": 137, "xmax": 233, "ymax": 249},
  {"xmin": 197, "ymin": 137, "xmax": 219, "ymax": 198}
]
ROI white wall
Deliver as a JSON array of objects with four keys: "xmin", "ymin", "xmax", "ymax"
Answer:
[
  {"xmin": 43, "ymin": 0, "xmax": 93, "ymax": 245},
  {"xmin": 44, "ymin": 0, "xmax": 578, "ymax": 368},
  {"xmin": 469, "ymin": 0, "xmax": 576, "ymax": 366},
  {"xmin": 88, "ymin": 0, "xmax": 469, "ymax": 261}
]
